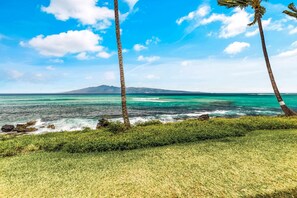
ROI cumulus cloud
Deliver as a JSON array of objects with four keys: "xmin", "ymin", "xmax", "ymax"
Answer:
[
  {"xmin": 137, "ymin": 55, "xmax": 160, "ymax": 63},
  {"xmin": 133, "ymin": 36, "xmax": 160, "ymax": 52},
  {"xmin": 224, "ymin": 42, "xmax": 250, "ymax": 55},
  {"xmin": 276, "ymin": 41, "xmax": 297, "ymax": 58},
  {"xmin": 245, "ymin": 18, "xmax": 284, "ymax": 37},
  {"xmin": 133, "ymin": 44, "xmax": 147, "ymax": 52},
  {"xmin": 177, "ymin": 6, "xmax": 252, "ymax": 38},
  {"xmin": 203, "ymin": 8, "xmax": 251, "ymax": 38},
  {"xmin": 28, "ymin": 30, "xmax": 103, "ymax": 57},
  {"xmin": 76, "ymin": 52, "xmax": 90, "ymax": 60},
  {"xmin": 176, "ymin": 5, "xmax": 211, "ymax": 25},
  {"xmin": 97, "ymin": 51, "xmax": 113, "ymax": 59},
  {"xmin": 289, "ymin": 25, "xmax": 297, "ymax": 35},
  {"xmin": 145, "ymin": 36, "xmax": 161, "ymax": 45},
  {"xmin": 42, "ymin": 0, "xmax": 114, "ymax": 29},
  {"xmin": 177, "ymin": 4, "xmax": 289, "ymax": 39}
]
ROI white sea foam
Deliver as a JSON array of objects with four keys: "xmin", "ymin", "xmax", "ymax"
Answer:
[
  {"xmin": 22, "ymin": 109, "xmax": 281, "ymax": 134},
  {"xmin": 132, "ymin": 98, "xmax": 168, "ymax": 103}
]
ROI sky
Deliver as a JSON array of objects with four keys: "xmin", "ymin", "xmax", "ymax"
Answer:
[{"xmin": 0, "ymin": 0, "xmax": 296, "ymax": 93}]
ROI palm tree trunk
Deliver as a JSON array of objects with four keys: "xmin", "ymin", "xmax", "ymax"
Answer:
[
  {"xmin": 114, "ymin": 0, "xmax": 131, "ymax": 127},
  {"xmin": 257, "ymin": 18, "xmax": 296, "ymax": 116}
]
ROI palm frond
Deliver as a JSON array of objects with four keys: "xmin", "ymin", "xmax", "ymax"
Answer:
[
  {"xmin": 217, "ymin": 0, "xmax": 266, "ymax": 26},
  {"xmin": 217, "ymin": 0, "xmax": 250, "ymax": 9},
  {"xmin": 248, "ymin": 6, "xmax": 266, "ymax": 26},
  {"xmin": 283, "ymin": 3, "xmax": 297, "ymax": 19}
]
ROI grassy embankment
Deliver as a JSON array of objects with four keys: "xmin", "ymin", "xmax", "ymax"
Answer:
[
  {"xmin": 1, "ymin": 117, "xmax": 297, "ymax": 197},
  {"xmin": 1, "ymin": 116, "xmax": 297, "ymax": 157}
]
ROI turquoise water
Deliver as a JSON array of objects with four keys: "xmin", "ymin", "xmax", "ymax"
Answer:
[{"xmin": 0, "ymin": 94, "xmax": 296, "ymax": 133}]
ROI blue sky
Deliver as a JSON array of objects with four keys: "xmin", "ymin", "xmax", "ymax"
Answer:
[{"xmin": 0, "ymin": 0, "xmax": 296, "ymax": 93}]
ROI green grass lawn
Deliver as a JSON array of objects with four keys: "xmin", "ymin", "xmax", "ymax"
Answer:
[{"xmin": 1, "ymin": 129, "xmax": 297, "ymax": 197}]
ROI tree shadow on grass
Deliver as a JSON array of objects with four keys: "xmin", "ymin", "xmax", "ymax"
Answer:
[{"xmin": 247, "ymin": 187, "xmax": 297, "ymax": 198}]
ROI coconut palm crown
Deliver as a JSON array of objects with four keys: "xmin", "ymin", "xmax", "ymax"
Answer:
[
  {"xmin": 283, "ymin": 3, "xmax": 297, "ymax": 19},
  {"xmin": 218, "ymin": 0, "xmax": 266, "ymax": 26}
]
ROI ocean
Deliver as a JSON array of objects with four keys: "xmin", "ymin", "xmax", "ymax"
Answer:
[{"xmin": 0, "ymin": 93, "xmax": 296, "ymax": 133}]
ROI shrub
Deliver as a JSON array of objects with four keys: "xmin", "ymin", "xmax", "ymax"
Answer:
[
  {"xmin": 135, "ymin": 120, "xmax": 163, "ymax": 127},
  {"xmin": 1, "ymin": 116, "xmax": 297, "ymax": 157},
  {"xmin": 107, "ymin": 122, "xmax": 127, "ymax": 134}
]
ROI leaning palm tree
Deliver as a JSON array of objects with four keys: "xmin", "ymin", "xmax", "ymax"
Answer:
[
  {"xmin": 218, "ymin": 0, "xmax": 296, "ymax": 116},
  {"xmin": 283, "ymin": 3, "xmax": 297, "ymax": 19},
  {"xmin": 114, "ymin": 0, "xmax": 131, "ymax": 128}
]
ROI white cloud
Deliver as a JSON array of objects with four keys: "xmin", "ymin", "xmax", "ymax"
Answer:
[
  {"xmin": 177, "ymin": 5, "xmax": 211, "ymax": 25},
  {"xmin": 289, "ymin": 26, "xmax": 297, "ymax": 35},
  {"xmin": 19, "ymin": 41, "xmax": 27, "ymax": 47},
  {"xmin": 76, "ymin": 52, "xmax": 90, "ymax": 60},
  {"xmin": 275, "ymin": 41, "xmax": 297, "ymax": 58},
  {"xmin": 277, "ymin": 49, "xmax": 297, "ymax": 58},
  {"xmin": 123, "ymin": 0, "xmax": 139, "ymax": 10},
  {"xmin": 245, "ymin": 18, "xmax": 282, "ymax": 37},
  {"xmin": 203, "ymin": 8, "xmax": 251, "ymax": 38},
  {"xmin": 178, "ymin": 5, "xmax": 287, "ymax": 39},
  {"xmin": 42, "ymin": 0, "xmax": 114, "ymax": 29},
  {"xmin": 46, "ymin": 66, "xmax": 56, "ymax": 71},
  {"xmin": 137, "ymin": 55, "xmax": 160, "ymax": 63},
  {"xmin": 224, "ymin": 42, "xmax": 250, "ymax": 55},
  {"xmin": 133, "ymin": 44, "xmax": 147, "ymax": 51},
  {"xmin": 133, "ymin": 36, "xmax": 160, "ymax": 52},
  {"xmin": 97, "ymin": 51, "xmax": 112, "ymax": 59},
  {"xmin": 28, "ymin": 30, "xmax": 103, "ymax": 57},
  {"xmin": 292, "ymin": 41, "xmax": 297, "ymax": 47},
  {"xmin": 145, "ymin": 36, "xmax": 161, "ymax": 45},
  {"xmin": 178, "ymin": 6, "xmax": 252, "ymax": 38}
]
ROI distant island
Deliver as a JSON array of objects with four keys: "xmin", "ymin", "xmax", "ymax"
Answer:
[{"xmin": 65, "ymin": 85, "xmax": 196, "ymax": 94}]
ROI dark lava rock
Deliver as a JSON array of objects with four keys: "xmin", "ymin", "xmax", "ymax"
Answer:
[
  {"xmin": 47, "ymin": 124, "xmax": 55, "ymax": 129},
  {"xmin": 26, "ymin": 127, "xmax": 38, "ymax": 132},
  {"xmin": 15, "ymin": 124, "xmax": 28, "ymax": 133},
  {"xmin": 198, "ymin": 114, "xmax": 210, "ymax": 121},
  {"xmin": 26, "ymin": 120, "xmax": 37, "ymax": 126},
  {"xmin": 15, "ymin": 124, "xmax": 38, "ymax": 133},
  {"xmin": 1, "ymin": 125, "xmax": 15, "ymax": 132}
]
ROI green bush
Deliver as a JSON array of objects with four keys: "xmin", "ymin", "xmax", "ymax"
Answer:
[
  {"xmin": 1, "ymin": 116, "xmax": 297, "ymax": 157},
  {"xmin": 135, "ymin": 120, "xmax": 163, "ymax": 127},
  {"xmin": 106, "ymin": 122, "xmax": 127, "ymax": 134}
]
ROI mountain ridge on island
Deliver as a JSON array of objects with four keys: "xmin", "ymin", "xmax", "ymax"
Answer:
[{"xmin": 65, "ymin": 85, "xmax": 199, "ymax": 94}]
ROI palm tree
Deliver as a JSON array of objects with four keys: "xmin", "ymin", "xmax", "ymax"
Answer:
[
  {"xmin": 114, "ymin": 0, "xmax": 131, "ymax": 128},
  {"xmin": 218, "ymin": 0, "xmax": 296, "ymax": 116},
  {"xmin": 283, "ymin": 3, "xmax": 297, "ymax": 19}
]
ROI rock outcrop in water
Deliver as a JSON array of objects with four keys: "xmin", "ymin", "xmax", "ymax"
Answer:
[
  {"xmin": 1, "ymin": 120, "xmax": 38, "ymax": 133},
  {"xmin": 198, "ymin": 114, "xmax": 210, "ymax": 121},
  {"xmin": 47, "ymin": 124, "xmax": 55, "ymax": 129},
  {"xmin": 15, "ymin": 124, "xmax": 38, "ymax": 133},
  {"xmin": 1, "ymin": 125, "xmax": 15, "ymax": 132}
]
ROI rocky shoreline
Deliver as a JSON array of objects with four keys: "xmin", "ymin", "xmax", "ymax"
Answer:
[{"xmin": 1, "ymin": 121, "xmax": 55, "ymax": 134}]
